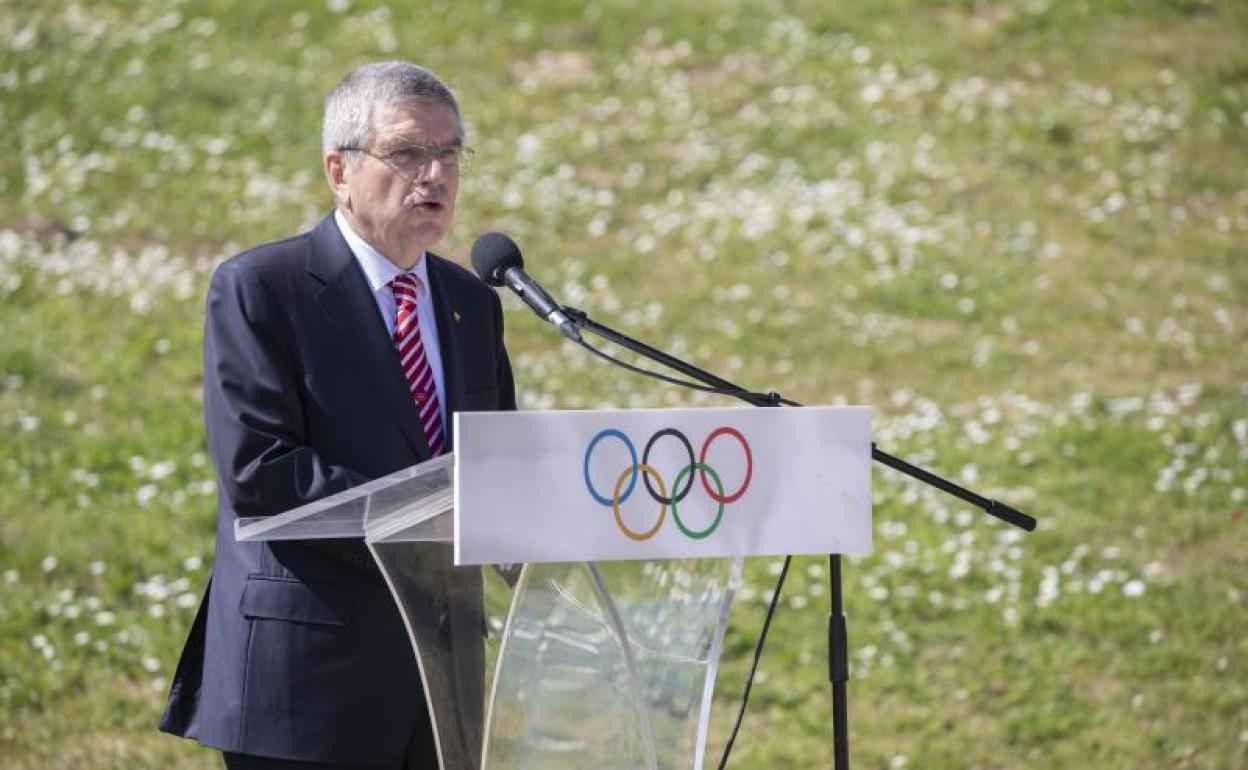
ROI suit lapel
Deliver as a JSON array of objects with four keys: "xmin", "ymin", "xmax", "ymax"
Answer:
[
  {"xmin": 425, "ymin": 255, "xmax": 462, "ymax": 452},
  {"xmin": 306, "ymin": 215, "xmax": 432, "ymax": 461}
]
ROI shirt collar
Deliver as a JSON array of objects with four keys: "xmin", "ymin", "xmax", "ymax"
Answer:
[{"xmin": 334, "ymin": 208, "xmax": 430, "ymax": 296}]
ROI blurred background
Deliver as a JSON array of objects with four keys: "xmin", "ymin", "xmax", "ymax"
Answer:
[{"xmin": 1, "ymin": 1, "xmax": 1245, "ymax": 767}]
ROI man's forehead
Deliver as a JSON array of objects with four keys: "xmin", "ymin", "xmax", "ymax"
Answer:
[{"xmin": 372, "ymin": 101, "xmax": 461, "ymax": 145}]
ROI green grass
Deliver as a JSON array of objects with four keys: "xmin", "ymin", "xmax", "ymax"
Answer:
[{"xmin": 2, "ymin": 0, "xmax": 1246, "ymax": 768}]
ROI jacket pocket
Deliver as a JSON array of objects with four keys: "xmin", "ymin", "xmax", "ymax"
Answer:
[{"xmin": 239, "ymin": 574, "xmax": 353, "ymax": 627}]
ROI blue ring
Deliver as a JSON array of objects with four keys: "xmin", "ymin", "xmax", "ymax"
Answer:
[{"xmin": 583, "ymin": 429, "xmax": 638, "ymax": 506}]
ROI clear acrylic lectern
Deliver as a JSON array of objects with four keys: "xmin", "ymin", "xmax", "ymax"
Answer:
[{"xmin": 236, "ymin": 454, "xmax": 741, "ymax": 770}]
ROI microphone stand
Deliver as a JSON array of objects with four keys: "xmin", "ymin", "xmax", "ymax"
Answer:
[{"xmin": 560, "ymin": 306, "xmax": 1036, "ymax": 770}]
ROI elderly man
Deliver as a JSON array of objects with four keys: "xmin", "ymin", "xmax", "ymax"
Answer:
[{"xmin": 160, "ymin": 61, "xmax": 515, "ymax": 769}]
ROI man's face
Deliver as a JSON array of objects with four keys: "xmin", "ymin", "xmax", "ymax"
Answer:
[{"xmin": 328, "ymin": 100, "xmax": 461, "ymax": 269}]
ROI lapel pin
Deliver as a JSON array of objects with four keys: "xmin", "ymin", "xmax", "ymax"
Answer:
[{"xmin": 453, "ymin": 311, "xmax": 462, "ymax": 324}]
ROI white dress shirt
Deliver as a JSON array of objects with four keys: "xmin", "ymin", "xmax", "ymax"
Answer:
[{"xmin": 333, "ymin": 209, "xmax": 446, "ymax": 426}]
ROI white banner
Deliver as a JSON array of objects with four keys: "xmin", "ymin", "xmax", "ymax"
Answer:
[{"xmin": 454, "ymin": 406, "xmax": 872, "ymax": 565}]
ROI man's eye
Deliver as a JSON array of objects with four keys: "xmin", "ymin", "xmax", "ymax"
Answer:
[{"xmin": 390, "ymin": 149, "xmax": 419, "ymax": 164}]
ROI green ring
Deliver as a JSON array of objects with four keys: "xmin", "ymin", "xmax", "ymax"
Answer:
[{"xmin": 670, "ymin": 463, "xmax": 726, "ymax": 540}]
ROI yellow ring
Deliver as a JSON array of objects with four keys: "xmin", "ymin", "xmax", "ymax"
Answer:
[{"xmin": 612, "ymin": 463, "xmax": 666, "ymax": 541}]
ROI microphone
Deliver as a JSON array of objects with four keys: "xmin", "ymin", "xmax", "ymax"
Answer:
[{"xmin": 471, "ymin": 232, "xmax": 582, "ymax": 342}]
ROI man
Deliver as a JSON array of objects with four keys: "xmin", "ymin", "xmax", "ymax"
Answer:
[{"xmin": 160, "ymin": 61, "xmax": 515, "ymax": 769}]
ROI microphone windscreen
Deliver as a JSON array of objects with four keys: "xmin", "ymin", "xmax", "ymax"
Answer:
[{"xmin": 471, "ymin": 232, "xmax": 523, "ymax": 287}]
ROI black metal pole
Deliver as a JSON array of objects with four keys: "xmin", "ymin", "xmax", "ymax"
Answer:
[
  {"xmin": 560, "ymin": 305, "xmax": 1036, "ymax": 769},
  {"xmin": 829, "ymin": 555, "xmax": 849, "ymax": 769}
]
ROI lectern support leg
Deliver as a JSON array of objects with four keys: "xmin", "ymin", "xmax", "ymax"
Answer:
[{"xmin": 828, "ymin": 554, "xmax": 850, "ymax": 770}]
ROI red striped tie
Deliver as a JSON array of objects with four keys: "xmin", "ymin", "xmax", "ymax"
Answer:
[{"xmin": 391, "ymin": 274, "xmax": 444, "ymax": 456}]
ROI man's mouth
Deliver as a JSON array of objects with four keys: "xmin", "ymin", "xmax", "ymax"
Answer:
[{"xmin": 413, "ymin": 200, "xmax": 444, "ymax": 212}]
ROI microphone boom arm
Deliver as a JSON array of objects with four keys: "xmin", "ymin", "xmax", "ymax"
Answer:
[{"xmin": 561, "ymin": 305, "xmax": 1036, "ymax": 531}]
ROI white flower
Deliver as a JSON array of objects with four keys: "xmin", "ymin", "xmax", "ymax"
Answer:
[{"xmin": 136, "ymin": 484, "xmax": 158, "ymax": 507}]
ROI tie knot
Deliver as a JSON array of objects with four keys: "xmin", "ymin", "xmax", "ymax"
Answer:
[{"xmin": 391, "ymin": 273, "xmax": 424, "ymax": 303}]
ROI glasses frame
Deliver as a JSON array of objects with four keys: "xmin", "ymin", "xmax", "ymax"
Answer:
[{"xmin": 339, "ymin": 143, "xmax": 475, "ymax": 179}]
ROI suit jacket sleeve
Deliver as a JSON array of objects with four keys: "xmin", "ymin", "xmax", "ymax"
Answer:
[
  {"xmin": 204, "ymin": 261, "xmax": 370, "ymax": 520},
  {"xmin": 491, "ymin": 288, "xmax": 517, "ymax": 412}
]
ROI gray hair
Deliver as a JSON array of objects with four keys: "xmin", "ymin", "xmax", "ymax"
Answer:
[{"xmin": 322, "ymin": 61, "xmax": 462, "ymax": 157}]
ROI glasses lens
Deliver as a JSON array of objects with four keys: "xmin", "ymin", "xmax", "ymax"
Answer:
[{"xmin": 381, "ymin": 146, "xmax": 474, "ymax": 176}]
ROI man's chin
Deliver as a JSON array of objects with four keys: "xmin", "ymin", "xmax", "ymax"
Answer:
[
  {"xmin": 425, "ymin": 218, "xmax": 451, "ymax": 238},
  {"xmin": 401, "ymin": 222, "xmax": 449, "ymax": 254}
]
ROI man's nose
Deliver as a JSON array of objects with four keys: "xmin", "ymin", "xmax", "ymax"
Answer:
[{"xmin": 416, "ymin": 156, "xmax": 451, "ymax": 183}]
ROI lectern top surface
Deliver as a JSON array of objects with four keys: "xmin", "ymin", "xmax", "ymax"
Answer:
[{"xmin": 234, "ymin": 453, "xmax": 454, "ymax": 542}]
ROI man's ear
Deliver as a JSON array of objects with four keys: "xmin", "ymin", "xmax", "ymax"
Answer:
[{"xmin": 324, "ymin": 151, "xmax": 350, "ymax": 207}]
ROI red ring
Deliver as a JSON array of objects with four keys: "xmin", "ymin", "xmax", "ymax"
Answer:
[{"xmin": 699, "ymin": 427, "xmax": 752, "ymax": 503}]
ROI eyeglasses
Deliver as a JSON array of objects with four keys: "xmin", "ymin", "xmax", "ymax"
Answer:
[{"xmin": 340, "ymin": 143, "xmax": 475, "ymax": 178}]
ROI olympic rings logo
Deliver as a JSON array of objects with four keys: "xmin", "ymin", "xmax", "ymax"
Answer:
[{"xmin": 582, "ymin": 427, "xmax": 753, "ymax": 541}]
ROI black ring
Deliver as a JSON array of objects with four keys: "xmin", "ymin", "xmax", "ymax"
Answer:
[{"xmin": 642, "ymin": 428, "xmax": 696, "ymax": 505}]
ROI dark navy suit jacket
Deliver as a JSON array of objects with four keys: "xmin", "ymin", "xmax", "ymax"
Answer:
[{"xmin": 160, "ymin": 213, "xmax": 515, "ymax": 763}]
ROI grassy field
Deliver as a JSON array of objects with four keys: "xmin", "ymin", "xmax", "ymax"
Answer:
[{"xmin": 2, "ymin": 0, "xmax": 1246, "ymax": 767}]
